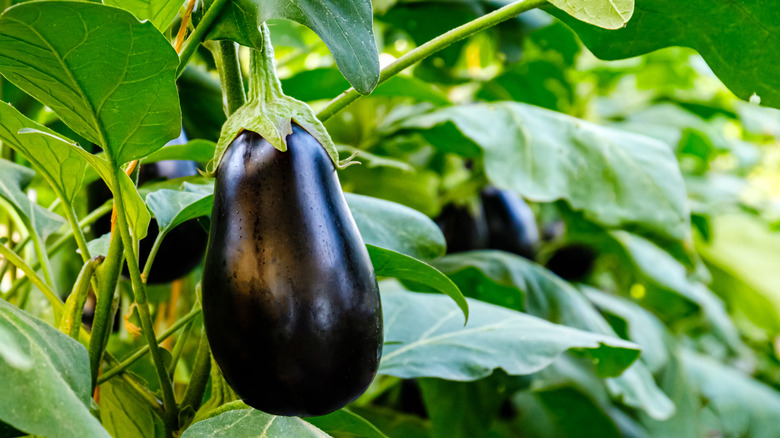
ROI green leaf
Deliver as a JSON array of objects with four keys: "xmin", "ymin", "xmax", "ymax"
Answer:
[
  {"xmin": 306, "ymin": 409, "xmax": 388, "ymax": 438},
  {"xmin": 0, "ymin": 1, "xmax": 181, "ymax": 164},
  {"xmin": 610, "ymin": 231, "xmax": 741, "ymax": 351},
  {"xmin": 551, "ymin": 0, "xmax": 780, "ymax": 109},
  {"xmin": 0, "ymin": 101, "xmax": 87, "ymax": 204},
  {"xmin": 99, "ymin": 379, "xmax": 165, "ymax": 438},
  {"xmin": 86, "ymin": 232, "xmax": 112, "ymax": 258},
  {"xmin": 145, "ymin": 183, "xmax": 213, "ymax": 235},
  {"xmin": 182, "ymin": 409, "xmax": 330, "ymax": 437},
  {"xmin": 682, "ymin": 350, "xmax": 780, "ymax": 437},
  {"xmin": 433, "ymin": 251, "xmax": 674, "ymax": 419},
  {"xmin": 199, "ymin": 0, "xmax": 379, "ymax": 94},
  {"xmin": 698, "ymin": 214, "xmax": 780, "ymax": 334},
  {"xmin": 378, "ymin": 288, "xmax": 640, "ymax": 381},
  {"xmin": 546, "ymin": 0, "xmax": 633, "ymax": 29},
  {"xmin": 0, "ymin": 325, "xmax": 31, "ymax": 370},
  {"xmin": 392, "ymin": 102, "xmax": 689, "ymax": 242},
  {"xmin": 346, "ymin": 193, "xmax": 445, "ymax": 260},
  {"xmin": 368, "ymin": 245, "xmax": 468, "ymax": 322},
  {"xmin": 0, "ymin": 159, "xmax": 65, "ymax": 242},
  {"xmin": 103, "ymin": 0, "xmax": 183, "ymax": 31},
  {"xmin": 0, "ymin": 299, "xmax": 110, "ymax": 438},
  {"xmin": 144, "ymin": 139, "xmax": 217, "ymax": 164}
]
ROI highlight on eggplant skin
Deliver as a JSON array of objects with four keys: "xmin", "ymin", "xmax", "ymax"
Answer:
[{"xmin": 201, "ymin": 124, "xmax": 383, "ymax": 417}]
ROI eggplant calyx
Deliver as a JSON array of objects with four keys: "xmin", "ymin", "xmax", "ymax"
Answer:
[{"xmin": 207, "ymin": 23, "xmax": 339, "ymax": 175}]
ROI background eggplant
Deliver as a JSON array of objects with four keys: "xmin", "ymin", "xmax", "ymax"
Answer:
[
  {"xmin": 88, "ymin": 130, "xmax": 208, "ymax": 284},
  {"xmin": 202, "ymin": 124, "xmax": 383, "ymax": 417},
  {"xmin": 545, "ymin": 244, "xmax": 597, "ymax": 281}
]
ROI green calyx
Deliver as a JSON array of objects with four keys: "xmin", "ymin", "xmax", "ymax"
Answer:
[{"xmin": 208, "ymin": 23, "xmax": 349, "ymax": 174}]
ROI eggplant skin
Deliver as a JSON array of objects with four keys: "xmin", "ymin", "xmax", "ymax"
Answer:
[{"xmin": 202, "ymin": 125, "xmax": 383, "ymax": 417}]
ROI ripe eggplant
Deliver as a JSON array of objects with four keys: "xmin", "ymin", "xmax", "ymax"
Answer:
[
  {"xmin": 480, "ymin": 187, "xmax": 539, "ymax": 260},
  {"xmin": 88, "ymin": 130, "xmax": 208, "ymax": 283},
  {"xmin": 202, "ymin": 124, "xmax": 383, "ymax": 417},
  {"xmin": 435, "ymin": 203, "xmax": 489, "ymax": 254}
]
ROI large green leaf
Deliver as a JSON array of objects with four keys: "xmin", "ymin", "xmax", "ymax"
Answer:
[
  {"xmin": 103, "ymin": 0, "xmax": 182, "ymax": 31},
  {"xmin": 0, "ymin": 102, "xmax": 88, "ymax": 204},
  {"xmin": 433, "ymin": 251, "xmax": 674, "ymax": 419},
  {"xmin": 698, "ymin": 214, "xmax": 780, "ymax": 334},
  {"xmin": 682, "ymin": 350, "xmax": 780, "ymax": 437},
  {"xmin": 182, "ymin": 409, "xmax": 330, "ymax": 437},
  {"xmin": 368, "ymin": 245, "xmax": 468, "ymax": 321},
  {"xmin": 347, "ymin": 193, "xmax": 445, "ymax": 260},
  {"xmin": 0, "ymin": 159, "xmax": 65, "ymax": 242},
  {"xmin": 551, "ymin": 0, "xmax": 780, "ymax": 109},
  {"xmin": 0, "ymin": 299, "xmax": 110, "ymax": 438},
  {"xmin": 199, "ymin": 0, "xmax": 379, "ymax": 94},
  {"xmin": 546, "ymin": 0, "xmax": 633, "ymax": 29},
  {"xmin": 0, "ymin": 1, "xmax": 181, "ymax": 164},
  {"xmin": 378, "ymin": 287, "xmax": 640, "ymax": 381},
  {"xmin": 99, "ymin": 379, "xmax": 165, "ymax": 438},
  {"xmin": 391, "ymin": 102, "xmax": 689, "ymax": 242}
]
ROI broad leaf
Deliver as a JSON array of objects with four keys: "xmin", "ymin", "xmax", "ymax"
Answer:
[
  {"xmin": 0, "ymin": 159, "xmax": 65, "ymax": 242},
  {"xmin": 347, "ymin": 193, "xmax": 445, "ymax": 260},
  {"xmin": 182, "ymin": 409, "xmax": 330, "ymax": 437},
  {"xmin": 306, "ymin": 409, "xmax": 388, "ymax": 438},
  {"xmin": 99, "ymin": 380, "xmax": 165, "ymax": 438},
  {"xmin": 552, "ymin": 0, "xmax": 780, "ymax": 109},
  {"xmin": 103, "ymin": 0, "xmax": 183, "ymax": 31},
  {"xmin": 434, "ymin": 251, "xmax": 674, "ymax": 419},
  {"xmin": 0, "ymin": 101, "xmax": 87, "ymax": 204},
  {"xmin": 546, "ymin": 0, "xmax": 633, "ymax": 30},
  {"xmin": 146, "ymin": 183, "xmax": 213, "ymax": 235},
  {"xmin": 0, "ymin": 300, "xmax": 110, "ymax": 438},
  {"xmin": 0, "ymin": 1, "xmax": 181, "ymax": 164},
  {"xmin": 199, "ymin": 0, "xmax": 379, "ymax": 94},
  {"xmin": 391, "ymin": 102, "xmax": 689, "ymax": 242},
  {"xmin": 368, "ymin": 245, "xmax": 468, "ymax": 321},
  {"xmin": 144, "ymin": 140, "xmax": 217, "ymax": 164},
  {"xmin": 378, "ymin": 288, "xmax": 640, "ymax": 381}
]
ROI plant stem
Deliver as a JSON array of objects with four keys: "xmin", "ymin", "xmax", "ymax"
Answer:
[
  {"xmin": 62, "ymin": 202, "xmax": 92, "ymax": 262},
  {"xmin": 141, "ymin": 233, "xmax": 165, "ymax": 281},
  {"xmin": 25, "ymin": 218, "xmax": 55, "ymax": 290},
  {"xmin": 180, "ymin": 329, "xmax": 211, "ymax": 413},
  {"xmin": 215, "ymin": 40, "xmax": 246, "ymax": 115},
  {"xmin": 176, "ymin": 0, "xmax": 231, "ymax": 78},
  {"xmin": 60, "ymin": 256, "xmax": 104, "ymax": 339},
  {"xmin": 98, "ymin": 305, "xmax": 202, "ymax": 384},
  {"xmin": 167, "ymin": 315, "xmax": 194, "ymax": 376},
  {"xmin": 108, "ymin": 168, "xmax": 178, "ymax": 436},
  {"xmin": 0, "ymin": 243, "xmax": 63, "ymax": 316},
  {"xmin": 317, "ymin": 0, "xmax": 546, "ymax": 121}
]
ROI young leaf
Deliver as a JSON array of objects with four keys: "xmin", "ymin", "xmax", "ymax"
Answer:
[
  {"xmin": 198, "ymin": 0, "xmax": 379, "ymax": 94},
  {"xmin": 368, "ymin": 245, "xmax": 468, "ymax": 322},
  {"xmin": 0, "ymin": 299, "xmax": 110, "ymax": 438},
  {"xmin": 390, "ymin": 102, "xmax": 690, "ymax": 242},
  {"xmin": 182, "ymin": 409, "xmax": 330, "ymax": 438},
  {"xmin": 0, "ymin": 159, "xmax": 65, "ymax": 242},
  {"xmin": 0, "ymin": 102, "xmax": 88, "ymax": 204},
  {"xmin": 551, "ymin": 0, "xmax": 780, "ymax": 109},
  {"xmin": 546, "ymin": 0, "xmax": 633, "ymax": 29},
  {"xmin": 145, "ymin": 183, "xmax": 213, "ymax": 235},
  {"xmin": 378, "ymin": 288, "xmax": 640, "ymax": 382},
  {"xmin": 0, "ymin": 1, "xmax": 181, "ymax": 165},
  {"xmin": 103, "ymin": 0, "xmax": 183, "ymax": 32}
]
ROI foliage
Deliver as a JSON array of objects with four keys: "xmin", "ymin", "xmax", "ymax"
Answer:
[{"xmin": 2, "ymin": 0, "xmax": 780, "ymax": 436}]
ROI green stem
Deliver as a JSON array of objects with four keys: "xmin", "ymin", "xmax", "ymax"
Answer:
[
  {"xmin": 3, "ymin": 202, "xmax": 112, "ymax": 301},
  {"xmin": 180, "ymin": 329, "xmax": 211, "ymax": 413},
  {"xmin": 0, "ymin": 243, "xmax": 63, "ymax": 316},
  {"xmin": 141, "ymin": 233, "xmax": 165, "ymax": 281},
  {"xmin": 98, "ymin": 305, "xmax": 202, "ymax": 384},
  {"xmin": 62, "ymin": 202, "xmax": 92, "ymax": 262},
  {"xmin": 250, "ymin": 24, "xmax": 284, "ymax": 103},
  {"xmin": 317, "ymin": 0, "xmax": 546, "ymax": 121},
  {"xmin": 24, "ymin": 217, "xmax": 55, "ymax": 290},
  {"xmin": 89, "ymin": 223, "xmax": 123, "ymax": 388},
  {"xmin": 108, "ymin": 167, "xmax": 178, "ymax": 436},
  {"xmin": 60, "ymin": 256, "xmax": 104, "ymax": 339},
  {"xmin": 214, "ymin": 40, "xmax": 247, "ymax": 115},
  {"xmin": 167, "ymin": 317, "xmax": 195, "ymax": 377},
  {"xmin": 176, "ymin": 0, "xmax": 231, "ymax": 78}
]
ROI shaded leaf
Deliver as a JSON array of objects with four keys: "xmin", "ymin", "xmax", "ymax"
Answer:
[
  {"xmin": 99, "ymin": 379, "xmax": 165, "ymax": 438},
  {"xmin": 0, "ymin": 299, "xmax": 109, "ymax": 438},
  {"xmin": 306, "ymin": 409, "xmax": 388, "ymax": 438},
  {"xmin": 182, "ymin": 409, "xmax": 330, "ymax": 437},
  {"xmin": 0, "ymin": 1, "xmax": 181, "ymax": 164},
  {"xmin": 0, "ymin": 159, "xmax": 65, "ymax": 242}
]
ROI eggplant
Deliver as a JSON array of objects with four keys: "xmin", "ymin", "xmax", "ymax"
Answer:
[
  {"xmin": 435, "ymin": 203, "xmax": 489, "ymax": 254},
  {"xmin": 480, "ymin": 187, "xmax": 539, "ymax": 260},
  {"xmin": 202, "ymin": 124, "xmax": 383, "ymax": 417},
  {"xmin": 545, "ymin": 244, "xmax": 597, "ymax": 281},
  {"xmin": 88, "ymin": 130, "xmax": 208, "ymax": 284}
]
